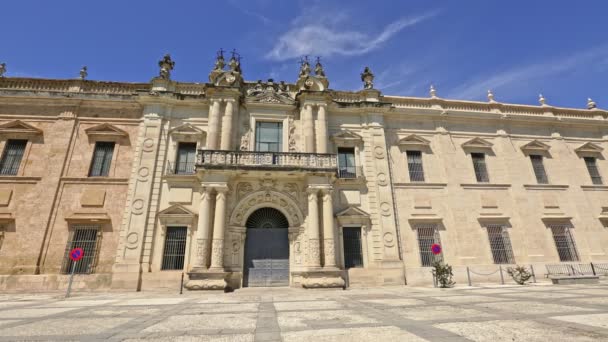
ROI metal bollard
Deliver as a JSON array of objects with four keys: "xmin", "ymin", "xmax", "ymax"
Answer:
[
  {"xmin": 499, "ymin": 265, "xmax": 504, "ymax": 285},
  {"xmin": 530, "ymin": 264, "xmax": 536, "ymax": 283},
  {"xmin": 180, "ymin": 272, "xmax": 184, "ymax": 295},
  {"xmin": 466, "ymin": 267, "xmax": 472, "ymax": 287},
  {"xmin": 591, "ymin": 262, "xmax": 596, "ymax": 276}
]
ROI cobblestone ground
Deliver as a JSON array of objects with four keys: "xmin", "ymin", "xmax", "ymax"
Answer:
[{"xmin": 1, "ymin": 282, "xmax": 608, "ymax": 341}]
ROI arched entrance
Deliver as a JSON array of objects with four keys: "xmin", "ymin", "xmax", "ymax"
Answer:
[{"xmin": 243, "ymin": 207, "xmax": 290, "ymax": 287}]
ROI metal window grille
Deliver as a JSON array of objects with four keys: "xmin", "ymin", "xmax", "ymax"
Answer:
[
  {"xmin": 406, "ymin": 150, "xmax": 425, "ymax": 182},
  {"xmin": 416, "ymin": 224, "xmax": 443, "ymax": 267},
  {"xmin": 549, "ymin": 224, "xmax": 580, "ymax": 262},
  {"xmin": 0, "ymin": 139, "xmax": 27, "ymax": 176},
  {"xmin": 471, "ymin": 153, "xmax": 489, "ymax": 183},
  {"xmin": 161, "ymin": 227, "xmax": 188, "ymax": 270},
  {"xmin": 530, "ymin": 155, "xmax": 548, "ymax": 184},
  {"xmin": 175, "ymin": 143, "xmax": 196, "ymax": 174},
  {"xmin": 62, "ymin": 226, "xmax": 100, "ymax": 274},
  {"xmin": 486, "ymin": 225, "xmax": 515, "ymax": 264},
  {"xmin": 584, "ymin": 157, "xmax": 603, "ymax": 185},
  {"xmin": 338, "ymin": 148, "xmax": 357, "ymax": 178},
  {"xmin": 89, "ymin": 142, "xmax": 115, "ymax": 177},
  {"xmin": 342, "ymin": 227, "xmax": 363, "ymax": 268}
]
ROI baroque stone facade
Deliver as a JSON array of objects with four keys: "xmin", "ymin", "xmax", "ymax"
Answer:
[{"xmin": 0, "ymin": 54, "xmax": 607, "ymax": 291}]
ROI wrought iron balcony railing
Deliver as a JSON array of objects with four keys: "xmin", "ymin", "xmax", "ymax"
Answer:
[
  {"xmin": 196, "ymin": 150, "xmax": 338, "ymax": 172},
  {"xmin": 166, "ymin": 161, "xmax": 196, "ymax": 175}
]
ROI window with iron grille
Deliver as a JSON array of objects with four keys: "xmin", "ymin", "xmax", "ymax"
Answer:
[
  {"xmin": 161, "ymin": 227, "xmax": 188, "ymax": 270},
  {"xmin": 486, "ymin": 225, "xmax": 515, "ymax": 264},
  {"xmin": 342, "ymin": 227, "xmax": 363, "ymax": 268},
  {"xmin": 88, "ymin": 142, "xmax": 115, "ymax": 177},
  {"xmin": 530, "ymin": 155, "xmax": 548, "ymax": 184},
  {"xmin": 471, "ymin": 152, "xmax": 489, "ymax": 183},
  {"xmin": 406, "ymin": 150, "xmax": 425, "ymax": 182},
  {"xmin": 0, "ymin": 139, "xmax": 27, "ymax": 176},
  {"xmin": 175, "ymin": 142, "xmax": 196, "ymax": 174},
  {"xmin": 416, "ymin": 224, "xmax": 443, "ymax": 267},
  {"xmin": 338, "ymin": 148, "xmax": 356, "ymax": 179},
  {"xmin": 549, "ymin": 223, "xmax": 579, "ymax": 262},
  {"xmin": 584, "ymin": 157, "xmax": 603, "ymax": 185},
  {"xmin": 62, "ymin": 226, "xmax": 100, "ymax": 274}
]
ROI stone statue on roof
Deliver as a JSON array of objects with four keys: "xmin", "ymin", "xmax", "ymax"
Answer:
[
  {"xmin": 361, "ymin": 66, "xmax": 374, "ymax": 89},
  {"xmin": 314, "ymin": 57, "xmax": 325, "ymax": 77},
  {"xmin": 299, "ymin": 57, "xmax": 311, "ymax": 78},
  {"xmin": 158, "ymin": 54, "xmax": 175, "ymax": 79}
]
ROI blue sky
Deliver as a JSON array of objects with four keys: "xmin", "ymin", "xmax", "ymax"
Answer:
[{"xmin": 2, "ymin": 0, "xmax": 607, "ymax": 108}]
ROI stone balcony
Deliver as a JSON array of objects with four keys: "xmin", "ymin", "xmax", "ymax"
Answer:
[{"xmin": 196, "ymin": 150, "xmax": 338, "ymax": 173}]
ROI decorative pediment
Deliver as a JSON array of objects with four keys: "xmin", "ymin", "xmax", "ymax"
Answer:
[
  {"xmin": 245, "ymin": 80, "xmax": 295, "ymax": 105},
  {"xmin": 169, "ymin": 123, "xmax": 206, "ymax": 138},
  {"xmin": 520, "ymin": 140, "xmax": 551, "ymax": 152},
  {"xmin": 336, "ymin": 206, "xmax": 371, "ymax": 228},
  {"xmin": 0, "ymin": 120, "xmax": 43, "ymax": 136},
  {"xmin": 85, "ymin": 123, "xmax": 128, "ymax": 138},
  {"xmin": 336, "ymin": 206, "xmax": 370, "ymax": 218},
  {"xmin": 575, "ymin": 142, "xmax": 603, "ymax": 154},
  {"xmin": 331, "ymin": 130, "xmax": 363, "ymax": 143},
  {"xmin": 398, "ymin": 134, "xmax": 431, "ymax": 147},
  {"xmin": 158, "ymin": 204, "xmax": 196, "ymax": 218},
  {"xmin": 461, "ymin": 137, "xmax": 493, "ymax": 149}
]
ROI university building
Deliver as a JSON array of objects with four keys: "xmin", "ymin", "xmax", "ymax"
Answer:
[{"xmin": 0, "ymin": 54, "xmax": 607, "ymax": 291}]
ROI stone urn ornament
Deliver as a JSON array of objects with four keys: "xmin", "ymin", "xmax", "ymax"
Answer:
[{"xmin": 361, "ymin": 66, "xmax": 374, "ymax": 89}]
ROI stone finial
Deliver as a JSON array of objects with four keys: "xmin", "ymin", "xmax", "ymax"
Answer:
[
  {"xmin": 360, "ymin": 66, "xmax": 374, "ymax": 90},
  {"xmin": 213, "ymin": 49, "xmax": 225, "ymax": 71},
  {"xmin": 429, "ymin": 84, "xmax": 437, "ymax": 98},
  {"xmin": 314, "ymin": 57, "xmax": 326, "ymax": 77},
  {"xmin": 487, "ymin": 89, "xmax": 496, "ymax": 103},
  {"xmin": 278, "ymin": 81, "xmax": 288, "ymax": 93},
  {"xmin": 79, "ymin": 66, "xmax": 88, "ymax": 80},
  {"xmin": 229, "ymin": 49, "xmax": 242, "ymax": 73},
  {"xmin": 299, "ymin": 56, "xmax": 311, "ymax": 78},
  {"xmin": 158, "ymin": 54, "xmax": 175, "ymax": 79},
  {"xmin": 0, "ymin": 63, "xmax": 6, "ymax": 77},
  {"xmin": 539, "ymin": 93, "xmax": 547, "ymax": 106},
  {"xmin": 587, "ymin": 98, "xmax": 597, "ymax": 110}
]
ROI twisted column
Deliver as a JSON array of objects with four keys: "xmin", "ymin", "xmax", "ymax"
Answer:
[
  {"xmin": 209, "ymin": 188, "xmax": 228, "ymax": 270},
  {"xmin": 207, "ymin": 100, "xmax": 221, "ymax": 149},
  {"xmin": 193, "ymin": 188, "xmax": 212, "ymax": 269},
  {"xmin": 322, "ymin": 189, "xmax": 337, "ymax": 268},
  {"xmin": 307, "ymin": 188, "xmax": 321, "ymax": 268}
]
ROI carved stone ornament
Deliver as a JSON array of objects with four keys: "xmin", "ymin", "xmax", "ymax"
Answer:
[
  {"xmin": 158, "ymin": 54, "xmax": 175, "ymax": 80},
  {"xmin": 208, "ymin": 49, "xmax": 243, "ymax": 87},
  {"xmin": 230, "ymin": 190, "xmax": 303, "ymax": 227},
  {"xmin": 587, "ymin": 98, "xmax": 597, "ymax": 110},
  {"xmin": 240, "ymin": 126, "xmax": 251, "ymax": 151},
  {"xmin": 0, "ymin": 63, "xmax": 6, "ymax": 77},
  {"xmin": 237, "ymin": 182, "xmax": 254, "ymax": 200},
  {"xmin": 288, "ymin": 117, "xmax": 297, "ymax": 152},
  {"xmin": 79, "ymin": 66, "xmax": 88, "ymax": 80},
  {"xmin": 314, "ymin": 57, "xmax": 326, "ymax": 77},
  {"xmin": 360, "ymin": 66, "xmax": 374, "ymax": 89},
  {"xmin": 245, "ymin": 79, "xmax": 294, "ymax": 104}
]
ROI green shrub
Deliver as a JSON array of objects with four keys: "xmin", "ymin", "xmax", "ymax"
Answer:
[
  {"xmin": 432, "ymin": 261, "xmax": 455, "ymax": 288},
  {"xmin": 507, "ymin": 265, "xmax": 532, "ymax": 285}
]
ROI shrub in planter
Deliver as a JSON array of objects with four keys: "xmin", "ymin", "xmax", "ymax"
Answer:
[
  {"xmin": 432, "ymin": 261, "xmax": 455, "ymax": 288},
  {"xmin": 507, "ymin": 265, "xmax": 532, "ymax": 285}
]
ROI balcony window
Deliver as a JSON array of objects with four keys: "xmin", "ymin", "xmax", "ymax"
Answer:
[
  {"xmin": 175, "ymin": 142, "xmax": 196, "ymax": 174},
  {"xmin": 161, "ymin": 226, "xmax": 188, "ymax": 270},
  {"xmin": 255, "ymin": 122, "xmax": 282, "ymax": 152},
  {"xmin": 89, "ymin": 141, "xmax": 115, "ymax": 177},
  {"xmin": 0, "ymin": 139, "xmax": 27, "ymax": 176},
  {"xmin": 338, "ymin": 147, "xmax": 356, "ymax": 178}
]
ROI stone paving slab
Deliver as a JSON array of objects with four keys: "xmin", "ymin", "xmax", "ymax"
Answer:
[
  {"xmin": 281, "ymin": 326, "xmax": 430, "ymax": 342},
  {"xmin": 389, "ymin": 305, "xmax": 493, "ymax": 321},
  {"xmin": 0, "ymin": 317, "xmax": 133, "ymax": 337},
  {"xmin": 552, "ymin": 313, "xmax": 608, "ymax": 330},
  {"xmin": 0, "ymin": 307, "xmax": 77, "ymax": 319},
  {"xmin": 474, "ymin": 301, "xmax": 596, "ymax": 315},
  {"xmin": 142, "ymin": 314, "xmax": 257, "ymax": 333},
  {"xmin": 273, "ymin": 300, "xmax": 342, "ymax": 311}
]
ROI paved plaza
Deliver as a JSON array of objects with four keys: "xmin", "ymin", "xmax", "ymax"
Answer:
[{"xmin": 1, "ymin": 283, "xmax": 608, "ymax": 341}]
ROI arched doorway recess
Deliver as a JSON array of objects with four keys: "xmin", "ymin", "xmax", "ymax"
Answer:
[{"xmin": 243, "ymin": 207, "xmax": 290, "ymax": 287}]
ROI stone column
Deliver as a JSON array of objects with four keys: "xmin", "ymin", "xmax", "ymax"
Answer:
[
  {"xmin": 302, "ymin": 104, "xmax": 315, "ymax": 153},
  {"xmin": 316, "ymin": 104, "xmax": 328, "ymax": 153},
  {"xmin": 322, "ymin": 189, "xmax": 337, "ymax": 268},
  {"xmin": 220, "ymin": 100, "xmax": 234, "ymax": 150},
  {"xmin": 207, "ymin": 100, "xmax": 221, "ymax": 149},
  {"xmin": 193, "ymin": 188, "xmax": 212, "ymax": 269},
  {"xmin": 209, "ymin": 188, "xmax": 228, "ymax": 270},
  {"xmin": 307, "ymin": 188, "xmax": 321, "ymax": 268}
]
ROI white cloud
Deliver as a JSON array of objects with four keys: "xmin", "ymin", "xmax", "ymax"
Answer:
[
  {"xmin": 227, "ymin": 0, "xmax": 272, "ymax": 25},
  {"xmin": 447, "ymin": 45, "xmax": 608, "ymax": 101},
  {"xmin": 266, "ymin": 10, "xmax": 439, "ymax": 61}
]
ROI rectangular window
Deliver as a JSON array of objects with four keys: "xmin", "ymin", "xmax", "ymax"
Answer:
[
  {"xmin": 255, "ymin": 122, "xmax": 282, "ymax": 152},
  {"xmin": 161, "ymin": 227, "xmax": 188, "ymax": 270},
  {"xmin": 342, "ymin": 227, "xmax": 363, "ymax": 268},
  {"xmin": 338, "ymin": 147, "xmax": 356, "ymax": 179},
  {"xmin": 175, "ymin": 142, "xmax": 196, "ymax": 174},
  {"xmin": 584, "ymin": 157, "xmax": 603, "ymax": 185},
  {"xmin": 89, "ymin": 142, "xmax": 115, "ymax": 177},
  {"xmin": 486, "ymin": 225, "xmax": 515, "ymax": 264},
  {"xmin": 62, "ymin": 226, "xmax": 100, "ymax": 274},
  {"xmin": 530, "ymin": 155, "xmax": 548, "ymax": 184},
  {"xmin": 406, "ymin": 150, "xmax": 425, "ymax": 182},
  {"xmin": 471, "ymin": 152, "xmax": 489, "ymax": 183},
  {"xmin": 0, "ymin": 139, "xmax": 27, "ymax": 176},
  {"xmin": 416, "ymin": 224, "xmax": 443, "ymax": 267},
  {"xmin": 549, "ymin": 223, "xmax": 579, "ymax": 262}
]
